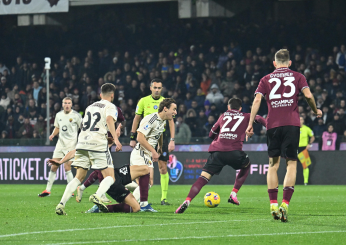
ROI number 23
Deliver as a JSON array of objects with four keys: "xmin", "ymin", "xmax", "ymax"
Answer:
[{"xmin": 269, "ymin": 77, "xmax": 296, "ymax": 100}]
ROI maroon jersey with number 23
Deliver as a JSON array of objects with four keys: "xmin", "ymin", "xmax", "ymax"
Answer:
[
  {"xmin": 255, "ymin": 67, "xmax": 309, "ymax": 130},
  {"xmin": 208, "ymin": 109, "xmax": 266, "ymax": 152}
]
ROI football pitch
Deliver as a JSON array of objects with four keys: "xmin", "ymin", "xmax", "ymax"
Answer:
[{"xmin": 1, "ymin": 185, "xmax": 345, "ymax": 245}]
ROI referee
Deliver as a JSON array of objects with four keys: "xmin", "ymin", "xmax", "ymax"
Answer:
[
  {"xmin": 130, "ymin": 78, "xmax": 175, "ymax": 205},
  {"xmin": 299, "ymin": 116, "xmax": 315, "ymax": 185}
]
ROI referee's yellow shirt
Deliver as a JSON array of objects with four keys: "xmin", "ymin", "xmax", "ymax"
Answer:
[
  {"xmin": 135, "ymin": 95, "xmax": 165, "ymax": 117},
  {"xmin": 299, "ymin": 125, "xmax": 314, "ymax": 147}
]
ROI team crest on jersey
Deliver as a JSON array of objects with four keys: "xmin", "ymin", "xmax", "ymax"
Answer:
[
  {"xmin": 69, "ymin": 118, "xmax": 73, "ymax": 122},
  {"xmin": 154, "ymin": 105, "xmax": 158, "ymax": 109},
  {"xmin": 144, "ymin": 124, "xmax": 149, "ymax": 130}
]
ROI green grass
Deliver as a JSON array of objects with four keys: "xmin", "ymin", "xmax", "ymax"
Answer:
[{"xmin": 1, "ymin": 185, "xmax": 345, "ymax": 245}]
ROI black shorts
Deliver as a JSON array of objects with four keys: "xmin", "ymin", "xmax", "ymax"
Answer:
[
  {"xmin": 158, "ymin": 129, "xmax": 169, "ymax": 162},
  {"xmin": 267, "ymin": 126, "xmax": 300, "ymax": 160},
  {"xmin": 106, "ymin": 165, "xmax": 131, "ymax": 203},
  {"xmin": 203, "ymin": 151, "xmax": 250, "ymax": 176}
]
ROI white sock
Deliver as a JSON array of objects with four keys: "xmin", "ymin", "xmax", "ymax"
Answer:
[
  {"xmin": 60, "ymin": 178, "xmax": 81, "ymax": 206},
  {"xmin": 95, "ymin": 176, "xmax": 114, "ymax": 197},
  {"xmin": 231, "ymin": 191, "xmax": 237, "ymax": 197},
  {"xmin": 46, "ymin": 171, "xmax": 57, "ymax": 192},
  {"xmin": 80, "ymin": 184, "xmax": 86, "ymax": 191},
  {"xmin": 66, "ymin": 170, "xmax": 74, "ymax": 183},
  {"xmin": 125, "ymin": 181, "xmax": 139, "ymax": 192},
  {"xmin": 140, "ymin": 201, "xmax": 148, "ymax": 207}
]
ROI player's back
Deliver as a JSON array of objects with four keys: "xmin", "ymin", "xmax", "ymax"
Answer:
[
  {"xmin": 76, "ymin": 100, "xmax": 118, "ymax": 152},
  {"xmin": 255, "ymin": 67, "xmax": 309, "ymax": 130},
  {"xmin": 208, "ymin": 109, "xmax": 251, "ymax": 152}
]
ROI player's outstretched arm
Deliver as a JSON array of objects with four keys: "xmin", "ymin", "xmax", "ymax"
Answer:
[
  {"xmin": 47, "ymin": 149, "xmax": 77, "ymax": 166},
  {"xmin": 130, "ymin": 114, "xmax": 142, "ymax": 148},
  {"xmin": 254, "ymin": 115, "xmax": 267, "ymax": 127},
  {"xmin": 137, "ymin": 132, "xmax": 159, "ymax": 163},
  {"xmin": 107, "ymin": 116, "xmax": 122, "ymax": 152},
  {"xmin": 247, "ymin": 93, "xmax": 262, "ymax": 137},
  {"xmin": 302, "ymin": 88, "xmax": 322, "ymax": 117},
  {"xmin": 49, "ymin": 127, "xmax": 59, "ymax": 141}
]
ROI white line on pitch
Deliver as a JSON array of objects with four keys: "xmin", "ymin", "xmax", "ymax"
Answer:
[
  {"xmin": 0, "ymin": 219, "xmax": 266, "ymax": 238},
  {"xmin": 44, "ymin": 230, "xmax": 346, "ymax": 245}
]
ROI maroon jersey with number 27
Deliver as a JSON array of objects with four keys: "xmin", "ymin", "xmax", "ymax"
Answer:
[
  {"xmin": 255, "ymin": 67, "xmax": 309, "ymax": 130},
  {"xmin": 208, "ymin": 109, "xmax": 266, "ymax": 152}
]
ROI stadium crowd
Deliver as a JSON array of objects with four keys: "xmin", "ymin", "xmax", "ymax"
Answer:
[{"xmin": 1, "ymin": 41, "xmax": 346, "ymax": 145}]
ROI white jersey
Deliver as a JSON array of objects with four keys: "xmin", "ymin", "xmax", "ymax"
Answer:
[
  {"xmin": 136, "ymin": 112, "xmax": 166, "ymax": 157},
  {"xmin": 76, "ymin": 100, "xmax": 118, "ymax": 152},
  {"xmin": 54, "ymin": 110, "xmax": 82, "ymax": 150}
]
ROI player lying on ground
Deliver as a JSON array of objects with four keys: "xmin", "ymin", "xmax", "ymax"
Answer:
[{"xmin": 176, "ymin": 98, "xmax": 266, "ymax": 214}]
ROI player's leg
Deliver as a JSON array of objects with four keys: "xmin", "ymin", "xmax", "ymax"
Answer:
[
  {"xmin": 39, "ymin": 157, "xmax": 61, "ymax": 197},
  {"xmin": 158, "ymin": 132, "xmax": 170, "ymax": 205},
  {"xmin": 63, "ymin": 160, "xmax": 74, "ymax": 184},
  {"xmin": 129, "ymin": 165, "xmax": 150, "ymax": 180},
  {"xmin": 106, "ymin": 194, "xmax": 140, "ymax": 213},
  {"xmin": 76, "ymin": 170, "xmax": 100, "ymax": 203}
]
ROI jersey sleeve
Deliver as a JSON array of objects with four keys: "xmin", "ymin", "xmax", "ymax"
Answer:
[
  {"xmin": 76, "ymin": 113, "xmax": 82, "ymax": 130},
  {"xmin": 254, "ymin": 115, "xmax": 266, "ymax": 127},
  {"xmin": 308, "ymin": 127, "xmax": 314, "ymax": 137},
  {"xmin": 209, "ymin": 116, "xmax": 222, "ymax": 139},
  {"xmin": 105, "ymin": 104, "xmax": 118, "ymax": 122},
  {"xmin": 135, "ymin": 98, "xmax": 145, "ymax": 116},
  {"xmin": 298, "ymin": 74, "xmax": 309, "ymax": 92},
  {"xmin": 255, "ymin": 78, "xmax": 267, "ymax": 97},
  {"xmin": 137, "ymin": 115, "xmax": 155, "ymax": 137},
  {"xmin": 54, "ymin": 113, "xmax": 59, "ymax": 128},
  {"xmin": 117, "ymin": 107, "xmax": 125, "ymax": 123}
]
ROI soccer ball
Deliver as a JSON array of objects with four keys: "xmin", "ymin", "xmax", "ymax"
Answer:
[{"xmin": 204, "ymin": 192, "xmax": 220, "ymax": 208}]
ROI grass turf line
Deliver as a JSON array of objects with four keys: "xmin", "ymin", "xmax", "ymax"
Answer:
[{"xmin": 0, "ymin": 184, "xmax": 345, "ymax": 245}]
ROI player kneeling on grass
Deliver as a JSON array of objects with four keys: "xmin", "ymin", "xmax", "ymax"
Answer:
[{"xmin": 176, "ymin": 98, "xmax": 266, "ymax": 214}]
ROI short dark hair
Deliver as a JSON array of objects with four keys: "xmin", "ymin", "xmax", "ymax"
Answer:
[
  {"xmin": 101, "ymin": 83, "xmax": 116, "ymax": 95},
  {"xmin": 150, "ymin": 78, "xmax": 163, "ymax": 86},
  {"xmin": 228, "ymin": 98, "xmax": 242, "ymax": 110},
  {"xmin": 158, "ymin": 98, "xmax": 176, "ymax": 113},
  {"xmin": 275, "ymin": 49, "xmax": 290, "ymax": 64}
]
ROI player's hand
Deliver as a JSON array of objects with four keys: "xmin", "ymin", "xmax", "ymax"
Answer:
[
  {"xmin": 49, "ymin": 134, "xmax": 54, "ymax": 141},
  {"xmin": 129, "ymin": 140, "xmax": 136, "ymax": 148},
  {"xmin": 246, "ymin": 125, "xmax": 254, "ymax": 138},
  {"xmin": 246, "ymin": 135, "xmax": 249, "ymax": 142},
  {"xmin": 114, "ymin": 140, "xmax": 122, "ymax": 152},
  {"xmin": 306, "ymin": 144, "xmax": 311, "ymax": 151},
  {"xmin": 151, "ymin": 151, "xmax": 159, "ymax": 162},
  {"xmin": 47, "ymin": 159, "xmax": 61, "ymax": 166},
  {"xmin": 315, "ymin": 109, "xmax": 322, "ymax": 118},
  {"xmin": 116, "ymin": 124, "xmax": 122, "ymax": 138},
  {"xmin": 168, "ymin": 140, "xmax": 175, "ymax": 152}
]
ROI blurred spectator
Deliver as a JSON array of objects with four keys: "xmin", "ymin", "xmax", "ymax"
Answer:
[
  {"xmin": 175, "ymin": 116, "xmax": 191, "ymax": 144},
  {"xmin": 203, "ymin": 115, "xmax": 216, "ymax": 136},
  {"xmin": 206, "ymin": 84, "xmax": 224, "ymax": 106},
  {"xmin": 321, "ymin": 124, "xmax": 338, "ymax": 151},
  {"xmin": 0, "ymin": 93, "xmax": 11, "ymax": 110},
  {"xmin": 313, "ymin": 118, "xmax": 327, "ymax": 137},
  {"xmin": 185, "ymin": 109, "xmax": 197, "ymax": 136},
  {"xmin": 16, "ymin": 118, "xmax": 33, "ymax": 138}
]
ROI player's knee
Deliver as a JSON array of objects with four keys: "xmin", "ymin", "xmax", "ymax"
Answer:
[
  {"xmin": 64, "ymin": 164, "xmax": 71, "ymax": 172},
  {"xmin": 143, "ymin": 166, "xmax": 150, "ymax": 175},
  {"xmin": 50, "ymin": 165, "xmax": 58, "ymax": 172},
  {"xmin": 132, "ymin": 204, "xmax": 141, "ymax": 213}
]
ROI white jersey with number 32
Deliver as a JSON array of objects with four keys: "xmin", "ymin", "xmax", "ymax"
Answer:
[{"xmin": 76, "ymin": 100, "xmax": 118, "ymax": 152}]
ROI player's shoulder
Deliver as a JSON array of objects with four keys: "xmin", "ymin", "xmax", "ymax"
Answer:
[
  {"xmin": 72, "ymin": 110, "xmax": 82, "ymax": 118},
  {"xmin": 144, "ymin": 112, "xmax": 159, "ymax": 124},
  {"xmin": 56, "ymin": 110, "xmax": 64, "ymax": 117}
]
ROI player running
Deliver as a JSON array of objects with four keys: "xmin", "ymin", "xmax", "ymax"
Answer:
[
  {"xmin": 131, "ymin": 98, "xmax": 177, "ymax": 212},
  {"xmin": 176, "ymin": 98, "xmax": 266, "ymax": 214},
  {"xmin": 130, "ymin": 79, "xmax": 175, "ymax": 205},
  {"xmin": 246, "ymin": 49, "xmax": 322, "ymax": 222},
  {"xmin": 39, "ymin": 97, "xmax": 82, "ymax": 197},
  {"xmin": 55, "ymin": 83, "xmax": 122, "ymax": 215}
]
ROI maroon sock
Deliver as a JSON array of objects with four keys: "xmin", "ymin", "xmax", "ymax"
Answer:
[
  {"xmin": 186, "ymin": 176, "xmax": 209, "ymax": 202},
  {"xmin": 83, "ymin": 171, "xmax": 99, "ymax": 188},
  {"xmin": 97, "ymin": 170, "xmax": 104, "ymax": 183},
  {"xmin": 282, "ymin": 186, "xmax": 294, "ymax": 205},
  {"xmin": 233, "ymin": 164, "xmax": 250, "ymax": 191},
  {"xmin": 139, "ymin": 174, "xmax": 149, "ymax": 202},
  {"xmin": 268, "ymin": 187, "xmax": 278, "ymax": 204},
  {"xmin": 107, "ymin": 203, "xmax": 132, "ymax": 213}
]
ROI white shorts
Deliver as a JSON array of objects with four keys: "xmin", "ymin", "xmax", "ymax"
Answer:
[
  {"xmin": 130, "ymin": 148, "xmax": 153, "ymax": 168},
  {"xmin": 72, "ymin": 150, "xmax": 114, "ymax": 170},
  {"xmin": 53, "ymin": 148, "xmax": 72, "ymax": 160}
]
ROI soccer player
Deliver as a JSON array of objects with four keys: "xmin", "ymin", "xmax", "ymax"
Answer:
[
  {"xmin": 175, "ymin": 98, "xmax": 266, "ymax": 214},
  {"xmin": 246, "ymin": 49, "xmax": 322, "ymax": 222},
  {"xmin": 131, "ymin": 98, "xmax": 177, "ymax": 212},
  {"xmin": 55, "ymin": 83, "xmax": 122, "ymax": 215},
  {"xmin": 130, "ymin": 79, "xmax": 175, "ymax": 205},
  {"xmin": 298, "ymin": 116, "xmax": 315, "ymax": 185},
  {"xmin": 38, "ymin": 97, "xmax": 82, "ymax": 197},
  {"xmin": 76, "ymin": 106, "xmax": 127, "ymax": 204}
]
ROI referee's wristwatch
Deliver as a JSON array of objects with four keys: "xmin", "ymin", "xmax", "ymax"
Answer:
[{"xmin": 170, "ymin": 138, "xmax": 175, "ymax": 141}]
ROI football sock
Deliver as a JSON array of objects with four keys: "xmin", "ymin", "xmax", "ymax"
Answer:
[
  {"xmin": 283, "ymin": 186, "xmax": 294, "ymax": 205},
  {"xmin": 95, "ymin": 176, "xmax": 114, "ymax": 197},
  {"xmin": 268, "ymin": 187, "xmax": 278, "ymax": 204},
  {"xmin": 80, "ymin": 184, "xmax": 86, "ymax": 191},
  {"xmin": 46, "ymin": 170, "xmax": 57, "ymax": 192},
  {"xmin": 233, "ymin": 164, "xmax": 250, "ymax": 191},
  {"xmin": 125, "ymin": 181, "xmax": 139, "ymax": 192},
  {"xmin": 133, "ymin": 184, "xmax": 151, "ymax": 202},
  {"xmin": 139, "ymin": 174, "xmax": 150, "ymax": 202},
  {"xmin": 65, "ymin": 170, "xmax": 73, "ymax": 184},
  {"xmin": 303, "ymin": 168, "xmax": 309, "ymax": 184},
  {"xmin": 160, "ymin": 173, "xmax": 169, "ymax": 201},
  {"xmin": 186, "ymin": 176, "xmax": 209, "ymax": 202},
  {"xmin": 60, "ymin": 178, "xmax": 80, "ymax": 206},
  {"xmin": 107, "ymin": 203, "xmax": 132, "ymax": 213},
  {"xmin": 83, "ymin": 171, "xmax": 99, "ymax": 188}
]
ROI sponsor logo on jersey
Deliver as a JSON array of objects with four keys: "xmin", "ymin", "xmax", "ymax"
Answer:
[
  {"xmin": 62, "ymin": 125, "xmax": 67, "ymax": 131},
  {"xmin": 271, "ymin": 99, "xmax": 294, "ymax": 108},
  {"xmin": 220, "ymin": 133, "xmax": 237, "ymax": 139},
  {"xmin": 154, "ymin": 105, "xmax": 158, "ymax": 109},
  {"xmin": 168, "ymin": 154, "xmax": 183, "ymax": 182},
  {"xmin": 144, "ymin": 124, "xmax": 149, "ymax": 130}
]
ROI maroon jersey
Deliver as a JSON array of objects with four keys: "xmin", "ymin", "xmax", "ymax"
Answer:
[
  {"xmin": 107, "ymin": 106, "xmax": 125, "ymax": 138},
  {"xmin": 255, "ymin": 67, "xmax": 309, "ymax": 130},
  {"xmin": 208, "ymin": 109, "xmax": 266, "ymax": 152}
]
